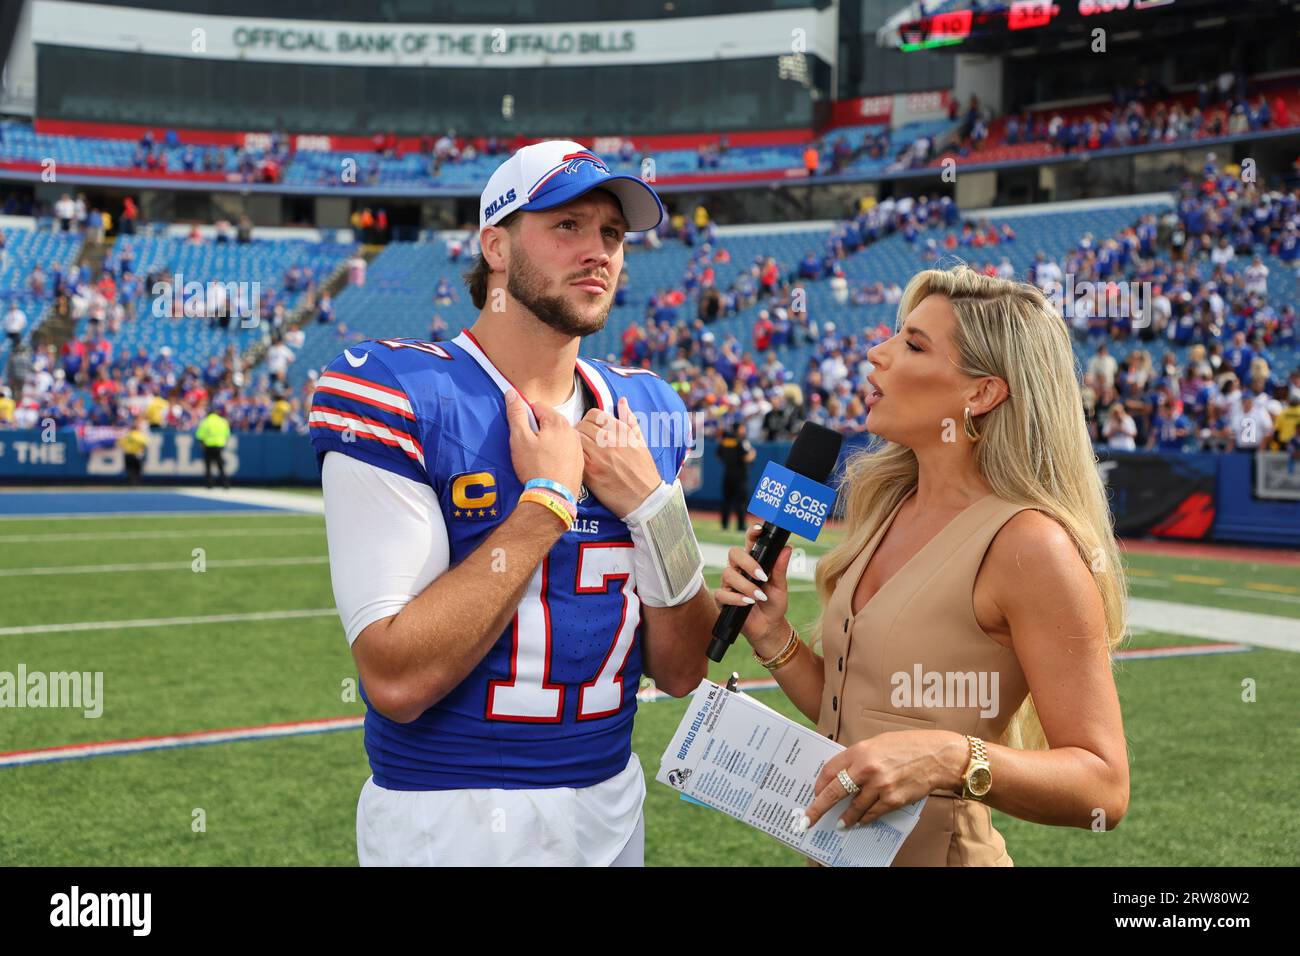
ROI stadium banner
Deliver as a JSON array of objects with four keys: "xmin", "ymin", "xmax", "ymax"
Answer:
[
  {"xmin": 3, "ymin": 430, "xmax": 1297, "ymax": 547},
  {"xmin": 826, "ymin": 95, "xmax": 893, "ymax": 128},
  {"xmin": 892, "ymin": 90, "xmax": 953, "ymax": 127},
  {"xmin": 1215, "ymin": 451, "xmax": 1300, "ymax": 546},
  {"xmin": 683, "ymin": 441, "xmax": 1294, "ymax": 547},
  {"xmin": 1093, "ymin": 449, "xmax": 1218, "ymax": 540},
  {"xmin": 32, "ymin": 1, "xmax": 839, "ymax": 69},
  {"xmin": 0, "ymin": 428, "xmax": 318, "ymax": 483}
]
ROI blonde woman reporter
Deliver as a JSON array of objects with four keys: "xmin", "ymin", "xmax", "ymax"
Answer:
[{"xmin": 716, "ymin": 266, "xmax": 1129, "ymax": 866}]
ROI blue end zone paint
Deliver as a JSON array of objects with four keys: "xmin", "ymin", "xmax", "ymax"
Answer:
[{"xmin": 0, "ymin": 492, "xmax": 287, "ymax": 517}]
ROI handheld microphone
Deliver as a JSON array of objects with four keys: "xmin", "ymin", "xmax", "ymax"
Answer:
[{"xmin": 707, "ymin": 422, "xmax": 843, "ymax": 662}]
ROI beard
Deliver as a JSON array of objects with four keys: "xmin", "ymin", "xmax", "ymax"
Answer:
[{"xmin": 506, "ymin": 244, "xmax": 612, "ymax": 338}]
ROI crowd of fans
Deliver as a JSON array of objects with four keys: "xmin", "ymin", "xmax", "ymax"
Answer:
[
  {"xmin": 3, "ymin": 154, "xmax": 1298, "ymax": 465},
  {"xmin": 0, "ymin": 190, "xmax": 138, "ymax": 235},
  {"xmin": 949, "ymin": 74, "xmax": 1293, "ymax": 161},
  {"xmin": 9, "ymin": 71, "xmax": 1294, "ymax": 208},
  {"xmin": 603, "ymin": 162, "xmax": 1299, "ymax": 456},
  {"xmin": 615, "ymin": 194, "xmax": 962, "ymax": 442},
  {"xmin": 1059, "ymin": 158, "xmax": 1300, "ymax": 454},
  {"xmin": 128, "ymin": 128, "xmax": 290, "ymax": 184},
  {"xmin": 0, "ymin": 336, "xmax": 317, "ymax": 439},
  {"xmin": 0, "ymin": 199, "xmax": 335, "ymax": 439},
  {"xmin": 299, "ymin": 131, "xmax": 519, "ymax": 188}
]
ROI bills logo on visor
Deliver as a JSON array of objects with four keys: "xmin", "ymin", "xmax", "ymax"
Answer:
[
  {"xmin": 561, "ymin": 152, "xmax": 607, "ymax": 174},
  {"xmin": 528, "ymin": 151, "xmax": 610, "ymax": 199}
]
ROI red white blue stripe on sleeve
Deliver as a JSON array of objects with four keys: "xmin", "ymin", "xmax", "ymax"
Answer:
[
  {"xmin": 313, "ymin": 371, "xmax": 415, "ymax": 420},
  {"xmin": 309, "ymin": 369, "xmax": 424, "ymax": 470},
  {"xmin": 308, "ymin": 405, "xmax": 426, "ymax": 470}
]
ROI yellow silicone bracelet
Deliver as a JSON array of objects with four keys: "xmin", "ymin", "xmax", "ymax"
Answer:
[
  {"xmin": 519, "ymin": 490, "xmax": 574, "ymax": 530},
  {"xmin": 530, "ymin": 486, "xmax": 578, "ymax": 518}
]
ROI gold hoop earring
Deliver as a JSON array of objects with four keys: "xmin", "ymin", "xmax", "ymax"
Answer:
[{"xmin": 963, "ymin": 406, "xmax": 981, "ymax": 441}]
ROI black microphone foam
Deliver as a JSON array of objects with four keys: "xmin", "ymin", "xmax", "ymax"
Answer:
[{"xmin": 785, "ymin": 422, "xmax": 843, "ymax": 483}]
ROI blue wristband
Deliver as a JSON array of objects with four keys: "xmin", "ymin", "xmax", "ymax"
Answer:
[{"xmin": 524, "ymin": 478, "xmax": 577, "ymax": 506}]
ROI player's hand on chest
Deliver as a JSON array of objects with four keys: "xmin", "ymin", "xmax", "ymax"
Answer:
[{"xmin": 575, "ymin": 396, "xmax": 664, "ymax": 519}]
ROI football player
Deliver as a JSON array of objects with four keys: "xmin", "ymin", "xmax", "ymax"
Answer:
[{"xmin": 310, "ymin": 141, "xmax": 716, "ymax": 866}]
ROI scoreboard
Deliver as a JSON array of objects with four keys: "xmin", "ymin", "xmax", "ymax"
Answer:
[{"xmin": 896, "ymin": 0, "xmax": 1190, "ymax": 52}]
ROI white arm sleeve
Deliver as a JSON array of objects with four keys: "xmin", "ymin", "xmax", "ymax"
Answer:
[{"xmin": 321, "ymin": 451, "xmax": 450, "ymax": 646}]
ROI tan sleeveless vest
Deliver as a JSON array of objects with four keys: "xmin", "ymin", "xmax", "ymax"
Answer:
[{"xmin": 815, "ymin": 490, "xmax": 1036, "ymax": 866}]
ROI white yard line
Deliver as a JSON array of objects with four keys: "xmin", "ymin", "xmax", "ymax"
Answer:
[
  {"xmin": 0, "ymin": 608, "xmax": 338, "ymax": 636},
  {"xmin": 0, "ymin": 555, "xmax": 329, "ymax": 577},
  {"xmin": 0, "ymin": 716, "xmax": 364, "ymax": 768},
  {"xmin": 701, "ymin": 544, "xmax": 1300, "ymax": 653},
  {"xmin": 699, "ymin": 542, "xmax": 818, "ymax": 581},
  {"xmin": 0, "ymin": 510, "xmax": 314, "ymax": 521},
  {"xmin": 0, "ymin": 527, "xmax": 323, "ymax": 544},
  {"xmin": 1123, "ymin": 599, "xmax": 1298, "ymax": 653},
  {"xmin": 1, "ymin": 546, "xmax": 1292, "ymax": 652},
  {"xmin": 1214, "ymin": 588, "xmax": 1300, "ymax": 606}
]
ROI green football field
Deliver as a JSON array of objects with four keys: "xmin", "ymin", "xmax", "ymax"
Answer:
[{"xmin": 1, "ymin": 501, "xmax": 1297, "ymax": 866}]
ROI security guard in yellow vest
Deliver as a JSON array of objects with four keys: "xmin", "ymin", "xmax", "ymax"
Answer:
[
  {"xmin": 118, "ymin": 419, "xmax": 149, "ymax": 486},
  {"xmin": 196, "ymin": 405, "xmax": 232, "ymax": 489}
]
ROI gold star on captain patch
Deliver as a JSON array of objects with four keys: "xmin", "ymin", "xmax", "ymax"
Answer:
[
  {"xmin": 490, "ymin": 508, "xmax": 498, "ymax": 516},
  {"xmin": 453, "ymin": 510, "xmax": 462, "ymax": 518},
  {"xmin": 478, "ymin": 509, "xmax": 487, "ymax": 517}
]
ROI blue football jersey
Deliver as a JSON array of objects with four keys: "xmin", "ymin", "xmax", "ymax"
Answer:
[{"xmin": 309, "ymin": 331, "xmax": 692, "ymax": 791}]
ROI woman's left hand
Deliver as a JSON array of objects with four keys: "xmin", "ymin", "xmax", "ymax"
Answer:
[{"xmin": 802, "ymin": 730, "xmax": 967, "ymax": 831}]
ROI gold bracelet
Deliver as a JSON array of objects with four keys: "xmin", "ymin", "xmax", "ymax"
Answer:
[
  {"xmin": 519, "ymin": 490, "xmax": 574, "ymax": 531},
  {"xmin": 769, "ymin": 632, "xmax": 802, "ymax": 670},
  {"xmin": 754, "ymin": 622, "xmax": 801, "ymax": 671},
  {"xmin": 764, "ymin": 628, "xmax": 801, "ymax": 671}
]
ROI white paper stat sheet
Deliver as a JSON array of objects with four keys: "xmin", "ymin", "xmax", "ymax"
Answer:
[{"xmin": 656, "ymin": 680, "xmax": 926, "ymax": 867}]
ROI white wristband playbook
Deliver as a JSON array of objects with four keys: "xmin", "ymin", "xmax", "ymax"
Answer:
[{"xmin": 622, "ymin": 480, "xmax": 706, "ymax": 607}]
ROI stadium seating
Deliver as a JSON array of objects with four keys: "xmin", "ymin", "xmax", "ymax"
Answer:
[
  {"xmin": 288, "ymin": 241, "xmax": 450, "ymax": 381},
  {"xmin": 0, "ymin": 226, "xmax": 83, "ymax": 368},
  {"xmin": 287, "ymin": 197, "xmax": 1300, "ymax": 394},
  {"xmin": 82, "ymin": 233, "xmax": 354, "ymax": 370},
  {"xmin": 278, "ymin": 134, "xmax": 916, "ymax": 191},
  {"xmin": 836, "ymin": 119, "xmax": 957, "ymax": 175},
  {"xmin": 3, "ymin": 121, "xmax": 879, "ymax": 191},
  {"xmin": 7, "ymin": 188, "xmax": 1295, "ymax": 442},
  {"xmin": 959, "ymin": 83, "xmax": 1300, "ymax": 168},
  {"xmin": 4, "ymin": 80, "xmax": 1294, "ymax": 193},
  {"xmin": 0, "ymin": 121, "xmax": 243, "ymax": 176}
]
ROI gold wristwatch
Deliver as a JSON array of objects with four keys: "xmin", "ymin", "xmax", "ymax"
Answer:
[{"xmin": 960, "ymin": 735, "xmax": 992, "ymax": 801}]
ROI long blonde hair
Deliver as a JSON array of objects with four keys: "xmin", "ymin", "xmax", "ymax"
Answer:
[{"xmin": 813, "ymin": 266, "xmax": 1128, "ymax": 751}]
